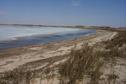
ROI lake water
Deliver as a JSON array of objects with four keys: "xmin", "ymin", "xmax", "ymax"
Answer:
[{"xmin": 0, "ymin": 26, "xmax": 95, "ymax": 49}]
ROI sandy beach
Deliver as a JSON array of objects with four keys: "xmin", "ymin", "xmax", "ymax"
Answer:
[
  {"xmin": 0, "ymin": 30, "xmax": 117, "ymax": 73},
  {"xmin": 1, "ymin": 29, "xmax": 126, "ymax": 84}
]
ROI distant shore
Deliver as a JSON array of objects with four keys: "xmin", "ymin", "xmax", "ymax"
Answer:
[{"xmin": 1, "ymin": 23, "xmax": 125, "ymax": 29}]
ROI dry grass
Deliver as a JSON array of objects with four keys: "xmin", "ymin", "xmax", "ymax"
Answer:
[
  {"xmin": 58, "ymin": 30, "xmax": 126, "ymax": 84},
  {"xmin": 58, "ymin": 44, "xmax": 104, "ymax": 84},
  {"xmin": 0, "ymin": 68, "xmax": 32, "ymax": 84},
  {"xmin": 105, "ymin": 31, "xmax": 126, "ymax": 49}
]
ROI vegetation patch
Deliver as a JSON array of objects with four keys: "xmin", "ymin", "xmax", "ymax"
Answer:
[{"xmin": 59, "ymin": 44, "xmax": 104, "ymax": 84}]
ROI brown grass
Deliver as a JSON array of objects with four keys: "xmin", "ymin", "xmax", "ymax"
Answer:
[
  {"xmin": 58, "ymin": 30, "xmax": 126, "ymax": 84},
  {"xmin": 59, "ymin": 44, "xmax": 104, "ymax": 84},
  {"xmin": 105, "ymin": 31, "xmax": 126, "ymax": 49}
]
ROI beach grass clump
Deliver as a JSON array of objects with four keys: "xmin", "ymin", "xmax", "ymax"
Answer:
[
  {"xmin": 0, "ymin": 68, "xmax": 32, "ymax": 84},
  {"xmin": 103, "ymin": 31, "xmax": 126, "ymax": 59},
  {"xmin": 105, "ymin": 31, "xmax": 126, "ymax": 49},
  {"xmin": 58, "ymin": 30, "xmax": 126, "ymax": 84},
  {"xmin": 58, "ymin": 44, "xmax": 104, "ymax": 84}
]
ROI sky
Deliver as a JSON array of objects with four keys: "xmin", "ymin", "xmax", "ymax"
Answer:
[{"xmin": 0, "ymin": 0, "xmax": 126, "ymax": 27}]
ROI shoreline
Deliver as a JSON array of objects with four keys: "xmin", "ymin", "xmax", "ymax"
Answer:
[
  {"xmin": 0, "ymin": 29, "xmax": 95, "ymax": 50},
  {"xmin": 0, "ymin": 30, "xmax": 117, "ymax": 73}
]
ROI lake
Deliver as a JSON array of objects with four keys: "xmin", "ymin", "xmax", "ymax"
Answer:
[{"xmin": 0, "ymin": 26, "xmax": 95, "ymax": 49}]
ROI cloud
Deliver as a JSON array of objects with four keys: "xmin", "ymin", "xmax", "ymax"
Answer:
[{"xmin": 72, "ymin": 0, "xmax": 81, "ymax": 7}]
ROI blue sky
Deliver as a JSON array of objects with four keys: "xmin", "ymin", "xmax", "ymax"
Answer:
[{"xmin": 0, "ymin": 0, "xmax": 126, "ymax": 27}]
